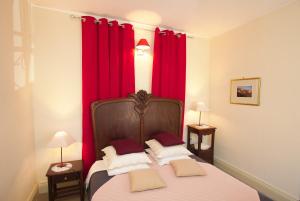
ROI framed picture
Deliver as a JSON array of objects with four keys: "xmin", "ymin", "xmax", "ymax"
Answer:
[{"xmin": 230, "ymin": 77, "xmax": 261, "ymax": 106}]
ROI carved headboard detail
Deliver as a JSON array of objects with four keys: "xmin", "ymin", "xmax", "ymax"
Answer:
[{"xmin": 91, "ymin": 90, "xmax": 183, "ymax": 160}]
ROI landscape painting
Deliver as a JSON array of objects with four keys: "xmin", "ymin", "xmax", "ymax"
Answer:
[
  {"xmin": 237, "ymin": 86, "xmax": 252, "ymax": 97},
  {"xmin": 231, "ymin": 78, "xmax": 261, "ymax": 106}
]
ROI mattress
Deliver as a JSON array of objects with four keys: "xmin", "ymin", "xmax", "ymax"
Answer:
[{"xmin": 86, "ymin": 155, "xmax": 272, "ymax": 201}]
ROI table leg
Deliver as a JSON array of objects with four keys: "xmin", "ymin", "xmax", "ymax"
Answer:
[
  {"xmin": 48, "ymin": 177, "xmax": 53, "ymax": 201},
  {"xmin": 197, "ymin": 134, "xmax": 203, "ymax": 156},
  {"xmin": 80, "ymin": 173, "xmax": 84, "ymax": 201},
  {"xmin": 187, "ymin": 129, "xmax": 191, "ymax": 150},
  {"xmin": 211, "ymin": 133, "xmax": 215, "ymax": 164}
]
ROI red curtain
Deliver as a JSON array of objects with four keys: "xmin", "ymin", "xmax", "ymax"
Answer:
[
  {"xmin": 82, "ymin": 17, "xmax": 135, "ymax": 177},
  {"xmin": 151, "ymin": 28, "xmax": 186, "ymax": 138}
]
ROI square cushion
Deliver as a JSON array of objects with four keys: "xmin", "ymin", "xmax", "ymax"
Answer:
[
  {"xmin": 170, "ymin": 159, "xmax": 206, "ymax": 177},
  {"xmin": 152, "ymin": 132, "xmax": 184, "ymax": 146},
  {"xmin": 129, "ymin": 169, "xmax": 166, "ymax": 192},
  {"xmin": 111, "ymin": 139, "xmax": 144, "ymax": 155}
]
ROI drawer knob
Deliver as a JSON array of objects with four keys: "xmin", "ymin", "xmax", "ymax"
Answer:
[{"xmin": 64, "ymin": 176, "xmax": 68, "ymax": 180}]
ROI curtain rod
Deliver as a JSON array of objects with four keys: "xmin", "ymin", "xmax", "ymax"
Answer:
[
  {"xmin": 31, "ymin": 4, "xmax": 194, "ymax": 38},
  {"xmin": 70, "ymin": 14, "xmax": 193, "ymax": 38}
]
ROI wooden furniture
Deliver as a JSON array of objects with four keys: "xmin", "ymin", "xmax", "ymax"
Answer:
[
  {"xmin": 91, "ymin": 90, "xmax": 183, "ymax": 160},
  {"xmin": 46, "ymin": 160, "xmax": 84, "ymax": 201},
  {"xmin": 187, "ymin": 124, "xmax": 216, "ymax": 164}
]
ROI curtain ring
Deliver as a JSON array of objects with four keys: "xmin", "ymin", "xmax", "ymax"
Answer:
[{"xmin": 94, "ymin": 19, "xmax": 99, "ymax": 24}]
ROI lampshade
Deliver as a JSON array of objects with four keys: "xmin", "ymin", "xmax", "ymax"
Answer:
[
  {"xmin": 136, "ymin": 39, "xmax": 150, "ymax": 50},
  {"xmin": 196, "ymin": 102, "xmax": 209, "ymax": 112},
  {"xmin": 48, "ymin": 131, "xmax": 75, "ymax": 148}
]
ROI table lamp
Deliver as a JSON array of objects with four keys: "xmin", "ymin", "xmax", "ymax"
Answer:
[
  {"xmin": 196, "ymin": 102, "xmax": 209, "ymax": 126},
  {"xmin": 48, "ymin": 131, "xmax": 75, "ymax": 172}
]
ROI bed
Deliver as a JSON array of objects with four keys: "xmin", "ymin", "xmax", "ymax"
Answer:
[{"xmin": 87, "ymin": 90, "xmax": 272, "ymax": 201}]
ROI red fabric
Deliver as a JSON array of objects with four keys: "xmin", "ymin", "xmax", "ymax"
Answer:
[
  {"xmin": 152, "ymin": 132, "xmax": 184, "ymax": 147},
  {"xmin": 151, "ymin": 28, "xmax": 161, "ymax": 96},
  {"xmin": 110, "ymin": 139, "xmax": 144, "ymax": 155},
  {"xmin": 120, "ymin": 24, "xmax": 135, "ymax": 96},
  {"xmin": 82, "ymin": 17, "xmax": 135, "ymax": 177},
  {"xmin": 137, "ymin": 38, "xmax": 150, "ymax": 47},
  {"xmin": 98, "ymin": 18, "xmax": 110, "ymax": 99},
  {"xmin": 109, "ymin": 21, "xmax": 120, "ymax": 98},
  {"xmin": 151, "ymin": 28, "xmax": 186, "ymax": 138},
  {"xmin": 82, "ymin": 16, "xmax": 98, "ymax": 179}
]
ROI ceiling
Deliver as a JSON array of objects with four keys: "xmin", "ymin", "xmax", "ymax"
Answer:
[{"xmin": 31, "ymin": 0, "xmax": 295, "ymax": 37}]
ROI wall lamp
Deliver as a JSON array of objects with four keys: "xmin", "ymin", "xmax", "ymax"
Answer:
[{"xmin": 136, "ymin": 38, "xmax": 150, "ymax": 55}]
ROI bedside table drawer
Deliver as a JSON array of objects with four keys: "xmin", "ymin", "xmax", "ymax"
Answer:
[
  {"xmin": 190, "ymin": 128, "xmax": 215, "ymax": 135},
  {"xmin": 54, "ymin": 173, "xmax": 79, "ymax": 183}
]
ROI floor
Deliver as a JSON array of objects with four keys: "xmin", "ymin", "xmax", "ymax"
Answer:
[{"xmin": 37, "ymin": 193, "xmax": 86, "ymax": 201}]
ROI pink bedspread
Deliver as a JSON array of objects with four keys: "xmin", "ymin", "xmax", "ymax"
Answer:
[{"xmin": 92, "ymin": 162, "xmax": 260, "ymax": 201}]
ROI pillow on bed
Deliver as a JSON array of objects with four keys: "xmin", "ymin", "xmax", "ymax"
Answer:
[
  {"xmin": 111, "ymin": 139, "xmax": 144, "ymax": 155},
  {"xmin": 102, "ymin": 146, "xmax": 151, "ymax": 170},
  {"xmin": 152, "ymin": 132, "xmax": 184, "ymax": 146},
  {"xmin": 145, "ymin": 139, "xmax": 191, "ymax": 159},
  {"xmin": 146, "ymin": 148, "xmax": 190, "ymax": 166},
  {"xmin": 107, "ymin": 163, "xmax": 149, "ymax": 176},
  {"xmin": 129, "ymin": 169, "xmax": 166, "ymax": 192},
  {"xmin": 170, "ymin": 159, "xmax": 206, "ymax": 177},
  {"xmin": 102, "ymin": 146, "xmax": 117, "ymax": 159}
]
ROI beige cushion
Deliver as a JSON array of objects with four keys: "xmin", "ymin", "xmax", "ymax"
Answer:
[
  {"xmin": 129, "ymin": 169, "xmax": 166, "ymax": 192},
  {"xmin": 170, "ymin": 159, "xmax": 206, "ymax": 177}
]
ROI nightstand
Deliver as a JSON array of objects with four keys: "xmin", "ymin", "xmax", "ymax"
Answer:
[
  {"xmin": 187, "ymin": 124, "xmax": 216, "ymax": 164},
  {"xmin": 46, "ymin": 160, "xmax": 84, "ymax": 201}
]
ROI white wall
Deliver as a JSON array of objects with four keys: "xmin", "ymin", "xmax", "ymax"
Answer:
[
  {"xmin": 32, "ymin": 7, "xmax": 82, "ymax": 189},
  {"xmin": 32, "ymin": 6, "xmax": 211, "ymax": 188},
  {"xmin": 0, "ymin": 0, "xmax": 36, "ymax": 200},
  {"xmin": 210, "ymin": 1, "xmax": 300, "ymax": 200}
]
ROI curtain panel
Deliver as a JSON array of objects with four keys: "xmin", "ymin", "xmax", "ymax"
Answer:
[
  {"xmin": 151, "ymin": 27, "xmax": 187, "ymax": 138},
  {"xmin": 82, "ymin": 16, "xmax": 135, "ymax": 177}
]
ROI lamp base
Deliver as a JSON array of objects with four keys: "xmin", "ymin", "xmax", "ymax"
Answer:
[
  {"xmin": 196, "ymin": 124, "xmax": 209, "ymax": 129},
  {"xmin": 51, "ymin": 163, "xmax": 72, "ymax": 172}
]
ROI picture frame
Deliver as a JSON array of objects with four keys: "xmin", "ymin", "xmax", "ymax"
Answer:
[{"xmin": 230, "ymin": 77, "xmax": 261, "ymax": 106}]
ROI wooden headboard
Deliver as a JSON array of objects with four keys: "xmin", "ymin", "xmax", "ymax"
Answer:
[{"xmin": 91, "ymin": 90, "xmax": 183, "ymax": 160}]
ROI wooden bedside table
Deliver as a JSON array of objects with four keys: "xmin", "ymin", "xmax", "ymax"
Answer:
[
  {"xmin": 46, "ymin": 160, "xmax": 84, "ymax": 201},
  {"xmin": 187, "ymin": 124, "xmax": 216, "ymax": 164}
]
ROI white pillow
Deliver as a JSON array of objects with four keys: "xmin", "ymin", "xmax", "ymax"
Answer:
[
  {"xmin": 102, "ymin": 146, "xmax": 152, "ymax": 170},
  {"xmin": 145, "ymin": 139, "xmax": 192, "ymax": 159},
  {"xmin": 107, "ymin": 163, "xmax": 149, "ymax": 176},
  {"xmin": 146, "ymin": 148, "xmax": 190, "ymax": 166},
  {"xmin": 102, "ymin": 146, "xmax": 117, "ymax": 159}
]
